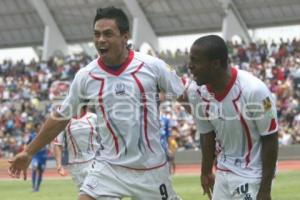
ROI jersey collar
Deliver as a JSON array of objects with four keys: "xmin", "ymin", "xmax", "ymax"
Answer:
[
  {"xmin": 97, "ymin": 50, "xmax": 134, "ymax": 76},
  {"xmin": 206, "ymin": 67, "xmax": 238, "ymax": 101}
]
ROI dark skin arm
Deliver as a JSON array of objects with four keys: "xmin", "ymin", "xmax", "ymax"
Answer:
[
  {"xmin": 257, "ymin": 132, "xmax": 278, "ymax": 200},
  {"xmin": 200, "ymin": 131, "xmax": 216, "ymax": 200}
]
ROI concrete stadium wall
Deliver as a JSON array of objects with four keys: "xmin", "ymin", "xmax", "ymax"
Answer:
[{"xmin": 174, "ymin": 145, "xmax": 300, "ymax": 165}]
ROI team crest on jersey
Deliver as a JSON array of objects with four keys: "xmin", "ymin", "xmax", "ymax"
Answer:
[
  {"xmin": 262, "ymin": 97, "xmax": 272, "ymax": 111},
  {"xmin": 115, "ymin": 83, "xmax": 126, "ymax": 95}
]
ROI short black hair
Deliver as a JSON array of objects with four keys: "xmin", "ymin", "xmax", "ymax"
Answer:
[
  {"xmin": 94, "ymin": 7, "xmax": 129, "ymax": 34},
  {"xmin": 193, "ymin": 35, "xmax": 228, "ymax": 68}
]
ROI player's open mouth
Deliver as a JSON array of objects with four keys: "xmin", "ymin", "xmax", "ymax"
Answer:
[{"xmin": 98, "ymin": 48, "xmax": 109, "ymax": 54}]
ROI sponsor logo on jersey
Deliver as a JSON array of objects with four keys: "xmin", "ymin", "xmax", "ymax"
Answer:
[
  {"xmin": 262, "ymin": 97, "xmax": 276, "ymax": 118},
  {"xmin": 115, "ymin": 83, "xmax": 126, "ymax": 95},
  {"xmin": 262, "ymin": 97, "xmax": 272, "ymax": 111}
]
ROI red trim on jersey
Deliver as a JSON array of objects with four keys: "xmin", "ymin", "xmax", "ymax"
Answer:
[
  {"xmin": 89, "ymin": 72, "xmax": 120, "ymax": 154},
  {"xmin": 196, "ymin": 89, "xmax": 211, "ymax": 118},
  {"xmin": 119, "ymin": 160, "xmax": 167, "ymax": 171},
  {"xmin": 203, "ymin": 100, "xmax": 210, "ymax": 118},
  {"xmin": 202, "ymin": 98, "xmax": 210, "ymax": 118},
  {"xmin": 181, "ymin": 77, "xmax": 187, "ymax": 86},
  {"xmin": 97, "ymin": 50, "xmax": 134, "ymax": 76},
  {"xmin": 215, "ymin": 166, "xmax": 233, "ymax": 173},
  {"xmin": 67, "ymin": 121, "xmax": 77, "ymax": 157},
  {"xmin": 206, "ymin": 67, "xmax": 238, "ymax": 101},
  {"xmin": 68, "ymin": 158, "xmax": 94, "ymax": 165},
  {"xmin": 232, "ymin": 90, "xmax": 253, "ymax": 166},
  {"xmin": 131, "ymin": 62, "xmax": 154, "ymax": 153},
  {"xmin": 86, "ymin": 116, "xmax": 95, "ymax": 151},
  {"xmin": 268, "ymin": 118, "xmax": 277, "ymax": 132},
  {"xmin": 196, "ymin": 89, "xmax": 201, "ymax": 96}
]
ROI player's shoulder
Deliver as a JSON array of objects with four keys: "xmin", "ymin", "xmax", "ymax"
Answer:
[
  {"xmin": 86, "ymin": 112, "xmax": 97, "ymax": 120},
  {"xmin": 75, "ymin": 58, "xmax": 98, "ymax": 77},
  {"xmin": 237, "ymin": 69, "xmax": 271, "ymax": 98},
  {"xmin": 134, "ymin": 51, "xmax": 166, "ymax": 67},
  {"xmin": 238, "ymin": 69, "xmax": 267, "ymax": 88}
]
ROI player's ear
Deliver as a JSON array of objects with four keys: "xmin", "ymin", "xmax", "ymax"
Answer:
[
  {"xmin": 211, "ymin": 59, "xmax": 221, "ymax": 70},
  {"xmin": 123, "ymin": 31, "xmax": 130, "ymax": 41}
]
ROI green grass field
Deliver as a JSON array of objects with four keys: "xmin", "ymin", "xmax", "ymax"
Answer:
[{"xmin": 1, "ymin": 171, "xmax": 299, "ymax": 200}]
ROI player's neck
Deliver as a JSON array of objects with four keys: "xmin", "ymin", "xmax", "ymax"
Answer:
[
  {"xmin": 103, "ymin": 48, "xmax": 129, "ymax": 67},
  {"xmin": 209, "ymin": 68, "xmax": 232, "ymax": 95}
]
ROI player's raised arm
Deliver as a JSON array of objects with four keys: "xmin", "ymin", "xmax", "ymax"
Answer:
[{"xmin": 8, "ymin": 111, "xmax": 69, "ymax": 180}]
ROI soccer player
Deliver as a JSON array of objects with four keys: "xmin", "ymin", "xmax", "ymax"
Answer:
[
  {"xmin": 186, "ymin": 35, "xmax": 278, "ymax": 200},
  {"xmin": 53, "ymin": 106, "xmax": 100, "ymax": 189},
  {"xmin": 8, "ymin": 7, "xmax": 184, "ymax": 200},
  {"xmin": 26, "ymin": 123, "xmax": 48, "ymax": 192}
]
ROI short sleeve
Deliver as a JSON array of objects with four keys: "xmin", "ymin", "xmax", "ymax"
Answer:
[
  {"xmin": 57, "ymin": 71, "xmax": 85, "ymax": 118},
  {"xmin": 156, "ymin": 59, "xmax": 185, "ymax": 99},
  {"xmin": 187, "ymin": 82, "xmax": 214, "ymax": 134},
  {"xmin": 193, "ymin": 103, "xmax": 214, "ymax": 134},
  {"xmin": 250, "ymin": 84, "xmax": 278, "ymax": 136}
]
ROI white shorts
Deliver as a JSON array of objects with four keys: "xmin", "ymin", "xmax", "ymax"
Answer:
[
  {"xmin": 69, "ymin": 160, "xmax": 94, "ymax": 189},
  {"xmin": 212, "ymin": 171, "xmax": 261, "ymax": 200},
  {"xmin": 80, "ymin": 160, "xmax": 180, "ymax": 200}
]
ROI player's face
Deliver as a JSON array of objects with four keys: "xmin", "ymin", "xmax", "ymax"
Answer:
[
  {"xmin": 93, "ymin": 19, "xmax": 129, "ymax": 65},
  {"xmin": 188, "ymin": 45, "xmax": 213, "ymax": 86}
]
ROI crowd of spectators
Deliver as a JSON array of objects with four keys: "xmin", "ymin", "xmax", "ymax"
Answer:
[
  {"xmin": 0, "ymin": 53, "xmax": 92, "ymax": 158},
  {"xmin": 226, "ymin": 38, "xmax": 300, "ymax": 146},
  {"xmin": 1, "ymin": 37, "xmax": 300, "ymax": 158}
]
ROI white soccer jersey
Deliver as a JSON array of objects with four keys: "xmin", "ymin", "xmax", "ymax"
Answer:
[
  {"xmin": 58, "ymin": 50, "xmax": 184, "ymax": 169},
  {"xmin": 54, "ymin": 112, "xmax": 100, "ymax": 164},
  {"xmin": 188, "ymin": 67, "xmax": 278, "ymax": 178}
]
